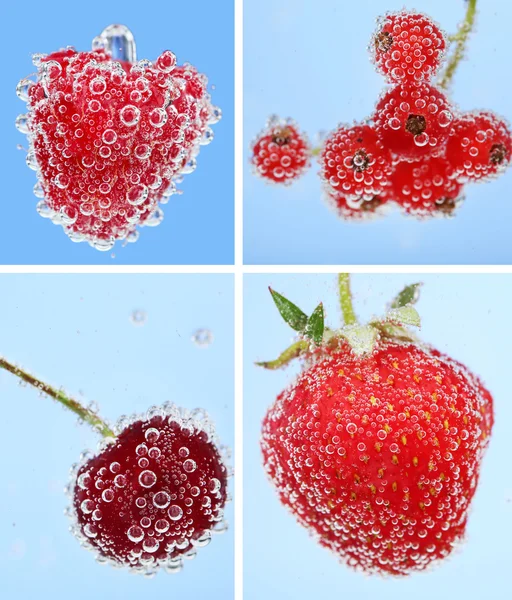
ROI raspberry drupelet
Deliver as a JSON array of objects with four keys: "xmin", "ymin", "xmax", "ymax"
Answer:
[
  {"xmin": 371, "ymin": 10, "xmax": 447, "ymax": 84},
  {"xmin": 320, "ymin": 124, "xmax": 393, "ymax": 202},
  {"xmin": 251, "ymin": 116, "xmax": 311, "ymax": 185}
]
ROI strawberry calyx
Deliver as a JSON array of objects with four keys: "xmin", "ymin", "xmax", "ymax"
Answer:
[{"xmin": 256, "ymin": 275, "xmax": 422, "ymax": 369}]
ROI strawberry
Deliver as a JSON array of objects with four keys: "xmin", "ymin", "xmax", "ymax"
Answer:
[
  {"xmin": 16, "ymin": 25, "xmax": 220, "ymax": 251},
  {"xmin": 71, "ymin": 406, "xmax": 228, "ymax": 575},
  {"xmin": 258, "ymin": 276, "xmax": 493, "ymax": 576}
]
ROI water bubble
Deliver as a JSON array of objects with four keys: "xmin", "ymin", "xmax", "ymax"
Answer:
[
  {"xmin": 143, "ymin": 538, "xmax": 159, "ymax": 553},
  {"xmin": 145, "ymin": 428, "xmax": 160, "ymax": 443},
  {"xmin": 134, "ymin": 144, "xmax": 151, "ymax": 160},
  {"xmin": 156, "ymin": 50, "xmax": 177, "ymax": 72},
  {"xmin": 191, "ymin": 328, "xmax": 213, "ymax": 347},
  {"xmin": 90, "ymin": 77, "xmax": 107, "ymax": 95},
  {"xmin": 78, "ymin": 472, "xmax": 91, "ymax": 489},
  {"xmin": 168, "ymin": 505, "xmax": 183, "ymax": 521},
  {"xmin": 127, "ymin": 184, "xmax": 148, "ymax": 206},
  {"xmin": 102, "ymin": 129, "xmax": 117, "ymax": 144},
  {"xmin": 81, "ymin": 499, "xmax": 94, "ymax": 514},
  {"xmin": 153, "ymin": 491, "xmax": 171, "ymax": 509},
  {"xmin": 139, "ymin": 470, "xmax": 157, "ymax": 488},
  {"xmin": 114, "ymin": 474, "xmax": 127, "ymax": 488},
  {"xmin": 140, "ymin": 516, "xmax": 151, "ymax": 528},
  {"xmin": 149, "ymin": 107, "xmax": 168, "ymax": 128},
  {"xmin": 209, "ymin": 478, "xmax": 221, "ymax": 494},
  {"xmin": 135, "ymin": 497, "xmax": 147, "ymax": 509},
  {"xmin": 155, "ymin": 518, "xmax": 170, "ymax": 534},
  {"xmin": 183, "ymin": 459, "xmax": 197, "ymax": 473},
  {"xmin": 346, "ymin": 423, "xmax": 357, "ymax": 435},
  {"xmin": 16, "ymin": 78, "xmax": 34, "ymax": 102},
  {"xmin": 127, "ymin": 525, "xmax": 144, "ymax": 543},
  {"xmin": 15, "ymin": 114, "xmax": 29, "ymax": 134},
  {"xmin": 179, "ymin": 447, "xmax": 189, "ymax": 458},
  {"xmin": 84, "ymin": 523, "xmax": 98, "ymax": 538},
  {"xmin": 26, "ymin": 151, "xmax": 38, "ymax": 171},
  {"xmin": 102, "ymin": 488, "xmax": 115, "ymax": 503},
  {"xmin": 130, "ymin": 310, "xmax": 147, "ymax": 326},
  {"xmin": 120, "ymin": 105, "xmax": 140, "ymax": 126}
]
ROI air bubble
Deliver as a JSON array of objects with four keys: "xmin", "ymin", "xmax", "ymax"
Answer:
[
  {"xmin": 139, "ymin": 470, "xmax": 157, "ymax": 488},
  {"xmin": 191, "ymin": 328, "xmax": 213, "ymax": 347},
  {"xmin": 168, "ymin": 505, "xmax": 183, "ymax": 521},
  {"xmin": 153, "ymin": 491, "xmax": 171, "ymax": 509}
]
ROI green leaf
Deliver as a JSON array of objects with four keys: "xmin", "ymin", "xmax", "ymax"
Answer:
[
  {"xmin": 390, "ymin": 283, "xmax": 422, "ymax": 309},
  {"xmin": 340, "ymin": 325, "xmax": 379, "ymax": 356},
  {"xmin": 269, "ymin": 288, "xmax": 308, "ymax": 332},
  {"xmin": 385, "ymin": 306, "xmax": 421, "ymax": 328},
  {"xmin": 255, "ymin": 340, "xmax": 309, "ymax": 370},
  {"xmin": 304, "ymin": 303, "xmax": 324, "ymax": 345}
]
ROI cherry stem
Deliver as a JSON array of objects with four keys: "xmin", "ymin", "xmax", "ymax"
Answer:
[
  {"xmin": 338, "ymin": 274, "xmax": 358, "ymax": 326},
  {"xmin": 438, "ymin": 0, "xmax": 478, "ymax": 90},
  {"xmin": 0, "ymin": 356, "xmax": 115, "ymax": 438}
]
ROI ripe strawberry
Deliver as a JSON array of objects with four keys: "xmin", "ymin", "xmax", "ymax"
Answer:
[
  {"xmin": 375, "ymin": 84, "xmax": 455, "ymax": 159},
  {"xmin": 320, "ymin": 124, "xmax": 392, "ymax": 200},
  {"xmin": 16, "ymin": 28, "xmax": 219, "ymax": 251},
  {"xmin": 370, "ymin": 11, "xmax": 447, "ymax": 84},
  {"xmin": 71, "ymin": 406, "xmax": 229, "ymax": 575},
  {"xmin": 258, "ymin": 277, "xmax": 493, "ymax": 576},
  {"xmin": 251, "ymin": 116, "xmax": 311, "ymax": 184},
  {"xmin": 445, "ymin": 112, "xmax": 512, "ymax": 183},
  {"xmin": 325, "ymin": 189, "xmax": 389, "ymax": 221},
  {"xmin": 390, "ymin": 156, "xmax": 463, "ymax": 217}
]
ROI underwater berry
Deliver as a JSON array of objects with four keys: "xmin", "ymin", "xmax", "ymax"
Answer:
[
  {"xmin": 261, "ymin": 339, "xmax": 493, "ymax": 576},
  {"xmin": 390, "ymin": 156, "xmax": 463, "ymax": 217},
  {"xmin": 16, "ymin": 31, "xmax": 219, "ymax": 251},
  {"xmin": 445, "ymin": 112, "xmax": 512, "ymax": 183},
  {"xmin": 375, "ymin": 83, "xmax": 455, "ymax": 159},
  {"xmin": 71, "ymin": 406, "xmax": 228, "ymax": 575},
  {"xmin": 251, "ymin": 116, "xmax": 311, "ymax": 184},
  {"xmin": 371, "ymin": 11, "xmax": 447, "ymax": 84},
  {"xmin": 320, "ymin": 124, "xmax": 393, "ymax": 201},
  {"xmin": 325, "ymin": 189, "xmax": 389, "ymax": 221}
]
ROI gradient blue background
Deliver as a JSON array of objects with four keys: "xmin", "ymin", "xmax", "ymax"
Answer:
[
  {"xmin": 1, "ymin": 1, "xmax": 233, "ymax": 264},
  {"xmin": 244, "ymin": 0, "xmax": 512, "ymax": 264},
  {"xmin": 244, "ymin": 273, "xmax": 512, "ymax": 599},
  {"xmin": 0, "ymin": 274, "xmax": 234, "ymax": 598}
]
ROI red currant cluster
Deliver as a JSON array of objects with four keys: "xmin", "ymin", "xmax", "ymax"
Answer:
[{"xmin": 251, "ymin": 10, "xmax": 512, "ymax": 220}]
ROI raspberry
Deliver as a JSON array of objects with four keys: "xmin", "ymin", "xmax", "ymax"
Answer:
[
  {"xmin": 251, "ymin": 116, "xmax": 311, "ymax": 184},
  {"xmin": 375, "ymin": 84, "xmax": 455, "ymax": 159},
  {"xmin": 370, "ymin": 11, "xmax": 447, "ymax": 84},
  {"xmin": 325, "ymin": 189, "xmax": 389, "ymax": 221},
  {"xmin": 16, "ymin": 33, "xmax": 220, "ymax": 251},
  {"xmin": 262, "ymin": 340, "xmax": 493, "ymax": 576},
  {"xmin": 320, "ymin": 124, "xmax": 392, "ymax": 200},
  {"xmin": 71, "ymin": 405, "xmax": 229, "ymax": 575},
  {"xmin": 390, "ymin": 156, "xmax": 463, "ymax": 217},
  {"xmin": 445, "ymin": 112, "xmax": 512, "ymax": 182}
]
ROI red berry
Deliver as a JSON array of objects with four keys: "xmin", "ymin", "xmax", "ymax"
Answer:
[
  {"xmin": 445, "ymin": 112, "xmax": 512, "ymax": 182},
  {"xmin": 325, "ymin": 189, "xmax": 389, "ymax": 221},
  {"xmin": 390, "ymin": 156, "xmax": 463, "ymax": 217},
  {"xmin": 375, "ymin": 84, "xmax": 455, "ymax": 159},
  {"xmin": 17, "ymin": 47, "xmax": 219, "ymax": 251},
  {"xmin": 71, "ymin": 406, "xmax": 229, "ymax": 575},
  {"xmin": 251, "ymin": 117, "xmax": 311, "ymax": 184},
  {"xmin": 371, "ymin": 11, "xmax": 447, "ymax": 84},
  {"xmin": 261, "ymin": 340, "xmax": 493, "ymax": 576},
  {"xmin": 320, "ymin": 124, "xmax": 392, "ymax": 200}
]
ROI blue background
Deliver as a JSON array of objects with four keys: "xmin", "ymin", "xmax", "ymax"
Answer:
[
  {"xmin": 244, "ymin": 273, "xmax": 512, "ymax": 599},
  {"xmin": 1, "ymin": 1, "xmax": 234, "ymax": 264},
  {"xmin": 244, "ymin": 0, "xmax": 512, "ymax": 265},
  {"xmin": 0, "ymin": 274, "xmax": 234, "ymax": 598}
]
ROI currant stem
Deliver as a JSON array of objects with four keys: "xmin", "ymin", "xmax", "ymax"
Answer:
[
  {"xmin": 0, "ymin": 356, "xmax": 115, "ymax": 438},
  {"xmin": 438, "ymin": 0, "xmax": 478, "ymax": 90},
  {"xmin": 338, "ymin": 274, "xmax": 358, "ymax": 326}
]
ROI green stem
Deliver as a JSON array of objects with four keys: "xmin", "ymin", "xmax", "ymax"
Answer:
[
  {"xmin": 0, "ymin": 356, "xmax": 115, "ymax": 438},
  {"xmin": 338, "ymin": 274, "xmax": 358, "ymax": 326},
  {"xmin": 438, "ymin": 0, "xmax": 478, "ymax": 90}
]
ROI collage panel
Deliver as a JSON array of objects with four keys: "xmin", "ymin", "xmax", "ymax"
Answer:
[
  {"xmin": 0, "ymin": 274, "xmax": 233, "ymax": 598},
  {"xmin": 244, "ymin": 0, "xmax": 512, "ymax": 265},
  {"xmin": 3, "ymin": 0, "xmax": 234, "ymax": 265},
  {"xmin": 244, "ymin": 272, "xmax": 510, "ymax": 597}
]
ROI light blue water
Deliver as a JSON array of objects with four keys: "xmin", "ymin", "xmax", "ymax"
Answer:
[
  {"xmin": 244, "ymin": 273, "xmax": 512, "ymax": 599},
  {"xmin": 0, "ymin": 274, "xmax": 234, "ymax": 598},
  {"xmin": 244, "ymin": 0, "xmax": 512, "ymax": 264},
  {"xmin": 1, "ymin": 1, "xmax": 234, "ymax": 264}
]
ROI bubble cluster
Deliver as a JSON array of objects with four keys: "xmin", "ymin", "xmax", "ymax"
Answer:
[
  {"xmin": 16, "ymin": 33, "xmax": 219, "ymax": 251},
  {"xmin": 68, "ymin": 403, "xmax": 230, "ymax": 576},
  {"xmin": 370, "ymin": 10, "xmax": 447, "ymax": 84},
  {"xmin": 251, "ymin": 116, "xmax": 311, "ymax": 185},
  {"xmin": 261, "ymin": 340, "xmax": 493, "ymax": 576}
]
